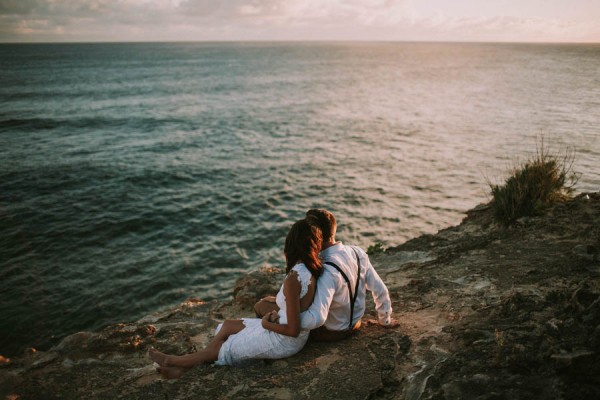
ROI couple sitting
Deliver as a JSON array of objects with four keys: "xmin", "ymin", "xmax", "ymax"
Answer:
[{"xmin": 149, "ymin": 209, "xmax": 394, "ymax": 378}]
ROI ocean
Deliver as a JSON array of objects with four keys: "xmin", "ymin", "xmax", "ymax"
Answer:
[{"xmin": 1, "ymin": 42, "xmax": 599, "ymax": 356}]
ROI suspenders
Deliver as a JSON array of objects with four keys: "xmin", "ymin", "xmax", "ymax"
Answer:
[{"xmin": 323, "ymin": 248, "xmax": 361, "ymax": 330}]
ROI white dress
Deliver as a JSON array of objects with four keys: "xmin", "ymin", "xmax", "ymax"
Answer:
[{"xmin": 214, "ymin": 264, "xmax": 313, "ymax": 366}]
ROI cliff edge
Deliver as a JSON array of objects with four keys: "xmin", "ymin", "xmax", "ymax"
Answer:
[{"xmin": 1, "ymin": 193, "xmax": 599, "ymax": 400}]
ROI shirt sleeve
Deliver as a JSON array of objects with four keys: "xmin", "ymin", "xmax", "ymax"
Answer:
[
  {"xmin": 299, "ymin": 269, "xmax": 337, "ymax": 330},
  {"xmin": 361, "ymin": 249, "xmax": 393, "ymax": 325}
]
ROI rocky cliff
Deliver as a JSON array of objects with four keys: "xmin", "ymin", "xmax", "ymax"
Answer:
[{"xmin": 1, "ymin": 193, "xmax": 599, "ymax": 400}]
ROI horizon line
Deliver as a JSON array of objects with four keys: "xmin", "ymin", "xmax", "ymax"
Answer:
[{"xmin": 1, "ymin": 39, "xmax": 599, "ymax": 45}]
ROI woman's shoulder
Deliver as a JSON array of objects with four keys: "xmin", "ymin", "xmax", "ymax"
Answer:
[
  {"xmin": 291, "ymin": 263, "xmax": 309, "ymax": 274},
  {"xmin": 287, "ymin": 263, "xmax": 312, "ymax": 284},
  {"xmin": 286, "ymin": 263, "xmax": 313, "ymax": 298}
]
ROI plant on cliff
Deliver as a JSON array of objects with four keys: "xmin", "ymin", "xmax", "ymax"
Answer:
[
  {"xmin": 367, "ymin": 242, "xmax": 385, "ymax": 255},
  {"xmin": 489, "ymin": 143, "xmax": 578, "ymax": 225}
]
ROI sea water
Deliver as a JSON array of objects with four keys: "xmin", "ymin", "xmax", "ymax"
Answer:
[{"xmin": 1, "ymin": 42, "xmax": 599, "ymax": 355}]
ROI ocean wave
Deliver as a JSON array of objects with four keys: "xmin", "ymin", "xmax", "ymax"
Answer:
[
  {"xmin": 1, "ymin": 42, "xmax": 599, "ymax": 357},
  {"xmin": 0, "ymin": 116, "xmax": 197, "ymax": 133}
]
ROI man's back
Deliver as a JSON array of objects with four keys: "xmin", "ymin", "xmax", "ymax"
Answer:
[{"xmin": 300, "ymin": 242, "xmax": 392, "ymax": 332}]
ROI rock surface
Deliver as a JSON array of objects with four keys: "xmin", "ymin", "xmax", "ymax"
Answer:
[{"xmin": 2, "ymin": 193, "xmax": 599, "ymax": 399}]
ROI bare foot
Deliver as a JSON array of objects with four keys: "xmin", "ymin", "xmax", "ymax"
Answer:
[
  {"xmin": 157, "ymin": 365, "xmax": 189, "ymax": 379},
  {"xmin": 148, "ymin": 347, "xmax": 169, "ymax": 366}
]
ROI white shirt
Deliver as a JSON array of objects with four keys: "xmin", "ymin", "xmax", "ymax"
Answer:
[{"xmin": 299, "ymin": 242, "xmax": 392, "ymax": 331}]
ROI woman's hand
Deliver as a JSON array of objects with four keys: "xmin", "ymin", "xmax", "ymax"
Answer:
[
  {"xmin": 265, "ymin": 310, "xmax": 279, "ymax": 322},
  {"xmin": 261, "ymin": 310, "xmax": 279, "ymax": 329},
  {"xmin": 262, "ymin": 273, "xmax": 301, "ymax": 337}
]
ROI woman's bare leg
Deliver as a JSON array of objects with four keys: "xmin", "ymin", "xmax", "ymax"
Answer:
[{"xmin": 149, "ymin": 319, "xmax": 245, "ymax": 369}]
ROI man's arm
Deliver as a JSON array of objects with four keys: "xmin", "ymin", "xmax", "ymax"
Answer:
[
  {"xmin": 299, "ymin": 269, "xmax": 337, "ymax": 330},
  {"xmin": 361, "ymin": 250, "xmax": 393, "ymax": 325}
]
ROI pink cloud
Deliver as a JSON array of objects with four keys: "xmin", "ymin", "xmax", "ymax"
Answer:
[{"xmin": 0, "ymin": 0, "xmax": 598, "ymax": 42}]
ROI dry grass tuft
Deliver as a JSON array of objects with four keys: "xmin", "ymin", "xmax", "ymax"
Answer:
[{"xmin": 489, "ymin": 142, "xmax": 578, "ymax": 225}]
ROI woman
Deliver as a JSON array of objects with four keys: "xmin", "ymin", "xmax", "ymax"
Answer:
[{"xmin": 149, "ymin": 219, "xmax": 323, "ymax": 378}]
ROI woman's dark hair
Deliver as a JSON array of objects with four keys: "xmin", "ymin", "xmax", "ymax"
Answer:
[
  {"xmin": 305, "ymin": 209, "xmax": 336, "ymax": 243},
  {"xmin": 284, "ymin": 219, "xmax": 323, "ymax": 277}
]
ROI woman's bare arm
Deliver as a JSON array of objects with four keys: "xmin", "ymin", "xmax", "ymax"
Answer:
[{"xmin": 261, "ymin": 272, "xmax": 301, "ymax": 337}]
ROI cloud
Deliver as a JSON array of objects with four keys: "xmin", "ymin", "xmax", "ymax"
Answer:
[
  {"xmin": 177, "ymin": 0, "xmax": 413, "ymax": 24},
  {"xmin": 0, "ymin": 0, "xmax": 117, "ymax": 18},
  {"xmin": 0, "ymin": 0, "xmax": 414, "ymax": 40},
  {"xmin": 417, "ymin": 13, "xmax": 586, "ymax": 42},
  {"xmin": 0, "ymin": 0, "xmax": 598, "ymax": 42}
]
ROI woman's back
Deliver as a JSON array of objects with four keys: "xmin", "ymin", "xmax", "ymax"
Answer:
[
  {"xmin": 299, "ymin": 273, "xmax": 316, "ymax": 312},
  {"xmin": 275, "ymin": 263, "xmax": 316, "ymax": 323}
]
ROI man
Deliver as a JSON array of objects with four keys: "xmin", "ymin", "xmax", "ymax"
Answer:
[{"xmin": 254, "ymin": 209, "xmax": 394, "ymax": 341}]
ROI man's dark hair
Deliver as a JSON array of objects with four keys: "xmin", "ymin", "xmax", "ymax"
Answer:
[{"xmin": 305, "ymin": 209, "xmax": 336, "ymax": 243}]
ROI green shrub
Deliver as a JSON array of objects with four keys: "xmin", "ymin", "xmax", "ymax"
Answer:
[
  {"xmin": 490, "ymin": 143, "xmax": 577, "ymax": 225},
  {"xmin": 367, "ymin": 242, "xmax": 386, "ymax": 255}
]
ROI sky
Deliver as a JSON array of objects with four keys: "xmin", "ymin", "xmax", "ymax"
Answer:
[{"xmin": 0, "ymin": 0, "xmax": 599, "ymax": 43}]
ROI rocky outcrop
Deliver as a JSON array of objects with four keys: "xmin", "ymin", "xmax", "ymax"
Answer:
[
  {"xmin": 1, "ymin": 193, "xmax": 599, "ymax": 399},
  {"xmin": 232, "ymin": 265, "xmax": 282, "ymax": 309}
]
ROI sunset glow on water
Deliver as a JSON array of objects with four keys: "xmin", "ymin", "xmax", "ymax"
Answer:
[{"xmin": 1, "ymin": 41, "xmax": 599, "ymax": 355}]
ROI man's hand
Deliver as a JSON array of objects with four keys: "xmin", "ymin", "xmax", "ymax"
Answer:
[
  {"xmin": 380, "ymin": 318, "xmax": 400, "ymax": 329},
  {"xmin": 365, "ymin": 316, "xmax": 400, "ymax": 329},
  {"xmin": 377, "ymin": 311, "xmax": 400, "ymax": 328}
]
